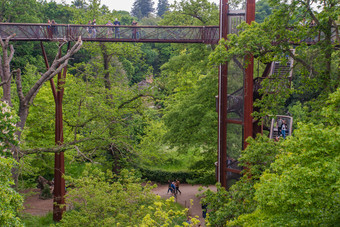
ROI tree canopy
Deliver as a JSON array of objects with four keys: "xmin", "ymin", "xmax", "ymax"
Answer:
[{"xmin": 131, "ymin": 0, "xmax": 155, "ymax": 19}]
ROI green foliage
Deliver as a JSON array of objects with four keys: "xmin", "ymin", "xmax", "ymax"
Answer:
[
  {"xmin": 201, "ymin": 134, "xmax": 280, "ymax": 226},
  {"xmin": 131, "ymin": 0, "xmax": 155, "ymax": 19},
  {"xmin": 20, "ymin": 213, "xmax": 54, "ymax": 227},
  {"xmin": 255, "ymin": 0, "xmax": 273, "ymax": 23},
  {"xmin": 0, "ymin": 157, "xmax": 23, "ymax": 226},
  {"xmin": 160, "ymin": 0, "xmax": 219, "ymax": 26},
  {"xmin": 58, "ymin": 167, "xmax": 193, "ymax": 226},
  {"xmin": 137, "ymin": 165, "xmax": 200, "ymax": 184},
  {"xmin": 157, "ymin": 0, "xmax": 169, "ymax": 17},
  {"xmin": 288, "ymin": 87, "xmax": 340, "ymax": 129},
  {"xmin": 0, "ymin": 0, "xmax": 41, "ymax": 22},
  {"xmin": 229, "ymin": 123, "xmax": 340, "ymax": 226},
  {"xmin": 40, "ymin": 184, "xmax": 52, "ymax": 199},
  {"xmin": 210, "ymin": 0, "xmax": 339, "ymax": 119},
  {"xmin": 321, "ymin": 87, "xmax": 340, "ymax": 126}
]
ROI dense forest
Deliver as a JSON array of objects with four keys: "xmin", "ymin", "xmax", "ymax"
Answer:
[{"xmin": 0, "ymin": 0, "xmax": 339, "ymax": 226}]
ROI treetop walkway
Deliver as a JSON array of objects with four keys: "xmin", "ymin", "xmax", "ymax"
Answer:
[
  {"xmin": 1, "ymin": 22, "xmax": 337, "ymax": 45},
  {"xmin": 0, "ymin": 23, "xmax": 220, "ymax": 44}
]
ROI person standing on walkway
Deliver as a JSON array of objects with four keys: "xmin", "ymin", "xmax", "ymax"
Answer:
[
  {"xmin": 278, "ymin": 117, "xmax": 283, "ymax": 136},
  {"xmin": 47, "ymin": 20, "xmax": 52, "ymax": 38},
  {"xmin": 87, "ymin": 20, "xmax": 92, "ymax": 38},
  {"xmin": 114, "ymin": 18, "xmax": 120, "ymax": 38},
  {"xmin": 51, "ymin": 20, "xmax": 58, "ymax": 37},
  {"xmin": 106, "ymin": 20, "xmax": 113, "ymax": 37},
  {"xmin": 281, "ymin": 120, "xmax": 287, "ymax": 139},
  {"xmin": 91, "ymin": 19, "xmax": 96, "ymax": 38},
  {"xmin": 175, "ymin": 179, "xmax": 181, "ymax": 194},
  {"xmin": 132, "ymin": 20, "xmax": 138, "ymax": 39}
]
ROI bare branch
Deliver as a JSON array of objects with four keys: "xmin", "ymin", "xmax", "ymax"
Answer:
[
  {"xmin": 64, "ymin": 116, "xmax": 96, "ymax": 128},
  {"xmin": 21, "ymin": 137, "xmax": 103, "ymax": 155},
  {"xmin": 297, "ymin": 0, "xmax": 320, "ymax": 25},
  {"xmin": 0, "ymin": 33, "xmax": 16, "ymax": 47},
  {"xmin": 74, "ymin": 146, "xmax": 97, "ymax": 163},
  {"xmin": 24, "ymin": 38, "xmax": 82, "ymax": 104},
  {"xmin": 286, "ymin": 48, "xmax": 318, "ymax": 76},
  {"xmin": 8, "ymin": 45, "xmax": 14, "ymax": 62},
  {"xmin": 0, "ymin": 73, "xmax": 11, "ymax": 86},
  {"xmin": 118, "ymin": 94, "xmax": 155, "ymax": 109}
]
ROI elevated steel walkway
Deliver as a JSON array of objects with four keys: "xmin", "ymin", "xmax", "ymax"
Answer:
[
  {"xmin": 1, "ymin": 22, "xmax": 336, "ymax": 44},
  {"xmin": 0, "ymin": 23, "xmax": 220, "ymax": 44}
]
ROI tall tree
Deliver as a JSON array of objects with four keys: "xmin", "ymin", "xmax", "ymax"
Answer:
[
  {"xmin": 255, "ymin": 0, "xmax": 272, "ymax": 23},
  {"xmin": 0, "ymin": 35, "xmax": 82, "ymax": 186},
  {"xmin": 131, "ymin": 0, "xmax": 154, "ymax": 19},
  {"xmin": 157, "ymin": 0, "xmax": 169, "ymax": 17},
  {"xmin": 71, "ymin": 0, "xmax": 88, "ymax": 9}
]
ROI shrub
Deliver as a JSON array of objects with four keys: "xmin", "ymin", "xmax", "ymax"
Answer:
[
  {"xmin": 136, "ymin": 165, "xmax": 199, "ymax": 184},
  {"xmin": 58, "ymin": 166, "xmax": 197, "ymax": 226},
  {"xmin": 0, "ymin": 157, "xmax": 24, "ymax": 226}
]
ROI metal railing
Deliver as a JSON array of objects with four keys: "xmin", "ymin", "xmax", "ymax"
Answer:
[
  {"xmin": 0, "ymin": 23, "xmax": 220, "ymax": 44},
  {"xmin": 1, "ymin": 23, "xmax": 336, "ymax": 45}
]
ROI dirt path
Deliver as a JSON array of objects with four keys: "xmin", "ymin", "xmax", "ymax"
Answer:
[
  {"xmin": 23, "ymin": 184, "xmax": 216, "ymax": 226},
  {"xmin": 152, "ymin": 184, "xmax": 216, "ymax": 226},
  {"xmin": 22, "ymin": 189, "xmax": 53, "ymax": 216}
]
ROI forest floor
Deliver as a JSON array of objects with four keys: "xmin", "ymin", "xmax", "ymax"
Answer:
[{"xmin": 22, "ymin": 184, "xmax": 216, "ymax": 226}]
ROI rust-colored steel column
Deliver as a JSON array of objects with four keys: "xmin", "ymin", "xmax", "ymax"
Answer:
[
  {"xmin": 217, "ymin": 0, "xmax": 229, "ymax": 188},
  {"xmin": 40, "ymin": 42, "xmax": 69, "ymax": 221},
  {"xmin": 243, "ymin": 0, "xmax": 255, "ymax": 149},
  {"xmin": 53, "ymin": 42, "xmax": 70, "ymax": 222}
]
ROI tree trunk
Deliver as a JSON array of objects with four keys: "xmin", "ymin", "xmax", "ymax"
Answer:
[
  {"xmin": 323, "ymin": 18, "xmax": 333, "ymax": 91},
  {"xmin": 0, "ymin": 35, "xmax": 15, "ymax": 106},
  {"xmin": 100, "ymin": 43, "xmax": 112, "ymax": 90}
]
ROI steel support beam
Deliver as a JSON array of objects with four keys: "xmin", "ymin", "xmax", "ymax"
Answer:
[
  {"xmin": 243, "ymin": 0, "xmax": 255, "ymax": 149},
  {"xmin": 53, "ymin": 42, "xmax": 70, "ymax": 222},
  {"xmin": 41, "ymin": 42, "xmax": 69, "ymax": 221},
  {"xmin": 217, "ymin": 0, "xmax": 229, "ymax": 188}
]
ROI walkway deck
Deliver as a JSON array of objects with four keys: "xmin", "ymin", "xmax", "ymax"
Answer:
[
  {"xmin": 0, "ymin": 23, "xmax": 219, "ymax": 44},
  {"xmin": 0, "ymin": 23, "xmax": 337, "ymax": 44}
]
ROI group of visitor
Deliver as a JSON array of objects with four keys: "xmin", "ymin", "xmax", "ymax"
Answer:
[
  {"xmin": 46, "ymin": 18, "xmax": 141, "ymax": 40},
  {"xmin": 87, "ymin": 18, "xmax": 139, "ymax": 39},
  {"xmin": 276, "ymin": 117, "xmax": 288, "ymax": 140},
  {"xmin": 47, "ymin": 19, "xmax": 58, "ymax": 38},
  {"xmin": 105, "ymin": 18, "xmax": 121, "ymax": 38},
  {"xmin": 87, "ymin": 19, "xmax": 97, "ymax": 38},
  {"xmin": 167, "ymin": 179, "xmax": 181, "ymax": 195}
]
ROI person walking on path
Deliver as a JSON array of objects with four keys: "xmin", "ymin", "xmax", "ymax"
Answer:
[
  {"xmin": 114, "ymin": 18, "xmax": 120, "ymax": 38},
  {"xmin": 167, "ymin": 181, "xmax": 176, "ymax": 198},
  {"xmin": 175, "ymin": 179, "xmax": 181, "ymax": 194},
  {"xmin": 201, "ymin": 203, "xmax": 208, "ymax": 219},
  {"xmin": 167, "ymin": 180, "xmax": 172, "ymax": 193}
]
